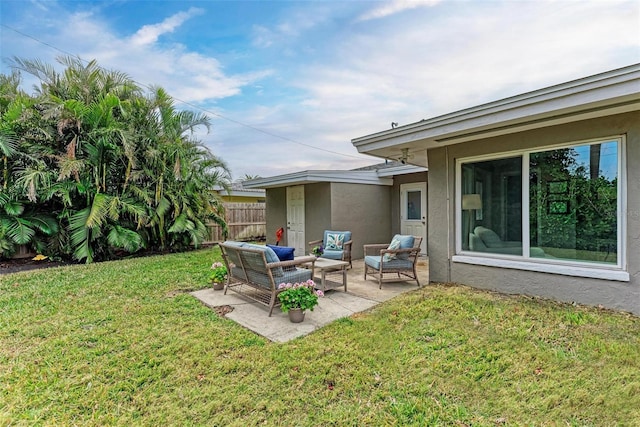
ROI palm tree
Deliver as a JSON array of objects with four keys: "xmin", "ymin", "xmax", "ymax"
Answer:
[{"xmin": 4, "ymin": 56, "xmax": 231, "ymax": 262}]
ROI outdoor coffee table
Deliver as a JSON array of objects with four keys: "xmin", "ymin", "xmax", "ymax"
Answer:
[{"xmin": 296, "ymin": 257, "xmax": 348, "ymax": 292}]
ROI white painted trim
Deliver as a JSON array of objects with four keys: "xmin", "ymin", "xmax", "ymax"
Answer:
[
  {"xmin": 244, "ymin": 170, "xmax": 393, "ymax": 189},
  {"xmin": 455, "ymin": 136, "xmax": 626, "ymax": 273},
  {"xmin": 455, "ymin": 161, "xmax": 463, "ymax": 254},
  {"xmin": 452, "ymin": 255, "xmax": 630, "ymax": 282},
  {"xmin": 400, "ymin": 182, "xmax": 428, "ymax": 254},
  {"xmin": 215, "ymin": 189, "xmax": 266, "ymax": 198},
  {"xmin": 521, "ymin": 154, "xmax": 531, "ymax": 258},
  {"xmin": 376, "ymin": 164, "xmax": 428, "ymax": 177},
  {"xmin": 352, "ymin": 64, "xmax": 640, "ymax": 151},
  {"xmin": 619, "ymin": 135, "xmax": 628, "ymax": 271}
]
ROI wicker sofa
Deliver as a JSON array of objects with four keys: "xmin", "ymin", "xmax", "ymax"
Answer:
[{"xmin": 218, "ymin": 241, "xmax": 316, "ymax": 316}]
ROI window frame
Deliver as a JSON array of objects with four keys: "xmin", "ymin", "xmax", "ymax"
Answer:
[{"xmin": 453, "ymin": 135, "xmax": 628, "ymax": 282}]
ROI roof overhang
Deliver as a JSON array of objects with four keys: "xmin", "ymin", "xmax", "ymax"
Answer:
[
  {"xmin": 216, "ymin": 189, "xmax": 265, "ymax": 198},
  {"xmin": 375, "ymin": 164, "xmax": 427, "ymax": 177},
  {"xmin": 243, "ymin": 170, "xmax": 394, "ymax": 189},
  {"xmin": 352, "ymin": 64, "xmax": 640, "ymax": 167}
]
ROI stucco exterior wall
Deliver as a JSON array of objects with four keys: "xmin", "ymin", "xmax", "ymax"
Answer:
[
  {"xmin": 426, "ymin": 148, "xmax": 451, "ymax": 284},
  {"xmin": 427, "ymin": 111, "xmax": 640, "ymax": 314},
  {"xmin": 264, "ymin": 182, "xmax": 391, "ymax": 259},
  {"xmin": 265, "ymin": 188, "xmax": 287, "ymax": 245},
  {"xmin": 305, "ymin": 183, "xmax": 333, "ymax": 249},
  {"xmin": 331, "ymin": 183, "xmax": 391, "ymax": 259}
]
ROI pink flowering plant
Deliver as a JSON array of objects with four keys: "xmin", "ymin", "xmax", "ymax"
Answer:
[
  {"xmin": 209, "ymin": 262, "xmax": 227, "ymax": 283},
  {"xmin": 277, "ymin": 279, "xmax": 324, "ymax": 312}
]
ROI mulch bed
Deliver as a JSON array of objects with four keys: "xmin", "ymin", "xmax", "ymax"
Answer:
[{"xmin": 0, "ymin": 258, "xmax": 69, "ymax": 275}]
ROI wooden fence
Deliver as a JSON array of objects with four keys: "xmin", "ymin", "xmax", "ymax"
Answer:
[{"xmin": 205, "ymin": 202, "xmax": 266, "ymax": 243}]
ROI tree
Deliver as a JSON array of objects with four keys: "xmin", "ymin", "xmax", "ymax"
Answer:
[{"xmin": 2, "ymin": 56, "xmax": 231, "ymax": 262}]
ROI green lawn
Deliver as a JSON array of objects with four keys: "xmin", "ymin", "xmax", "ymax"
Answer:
[{"xmin": 1, "ymin": 249, "xmax": 639, "ymax": 426}]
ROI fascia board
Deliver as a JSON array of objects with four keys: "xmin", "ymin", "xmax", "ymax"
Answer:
[
  {"xmin": 352, "ymin": 64, "xmax": 640, "ymax": 152},
  {"xmin": 218, "ymin": 190, "xmax": 265, "ymax": 197},
  {"xmin": 376, "ymin": 165, "xmax": 428, "ymax": 177},
  {"xmin": 243, "ymin": 170, "xmax": 393, "ymax": 189}
]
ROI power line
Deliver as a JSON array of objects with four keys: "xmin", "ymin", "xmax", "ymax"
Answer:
[{"xmin": 0, "ymin": 23, "xmax": 366, "ymax": 160}]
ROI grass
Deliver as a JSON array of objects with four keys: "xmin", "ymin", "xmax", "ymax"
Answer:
[{"xmin": 1, "ymin": 248, "xmax": 639, "ymax": 426}]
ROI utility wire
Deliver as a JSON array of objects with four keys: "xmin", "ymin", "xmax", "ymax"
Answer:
[{"xmin": 1, "ymin": 23, "xmax": 367, "ymax": 160}]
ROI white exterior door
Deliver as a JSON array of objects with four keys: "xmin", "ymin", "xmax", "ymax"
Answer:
[
  {"xmin": 286, "ymin": 186, "xmax": 305, "ymax": 256},
  {"xmin": 400, "ymin": 182, "xmax": 427, "ymax": 254}
]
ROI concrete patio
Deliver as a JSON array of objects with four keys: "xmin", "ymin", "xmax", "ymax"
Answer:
[{"xmin": 191, "ymin": 256, "xmax": 429, "ymax": 342}]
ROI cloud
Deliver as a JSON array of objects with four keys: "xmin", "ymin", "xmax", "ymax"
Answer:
[
  {"xmin": 250, "ymin": 3, "xmax": 338, "ymax": 49},
  {"xmin": 293, "ymin": 0, "xmax": 640, "ymax": 125},
  {"xmin": 218, "ymin": 0, "xmax": 640, "ymax": 177},
  {"xmin": 40, "ymin": 8, "xmax": 271, "ymax": 104},
  {"xmin": 356, "ymin": 0, "xmax": 441, "ymax": 22},
  {"xmin": 129, "ymin": 7, "xmax": 204, "ymax": 46},
  {"xmin": 3, "ymin": 0, "xmax": 638, "ymax": 180},
  {"xmin": 251, "ymin": 25, "xmax": 275, "ymax": 48}
]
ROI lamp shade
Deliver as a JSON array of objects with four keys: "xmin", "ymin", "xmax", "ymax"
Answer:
[{"xmin": 462, "ymin": 194, "xmax": 482, "ymax": 210}]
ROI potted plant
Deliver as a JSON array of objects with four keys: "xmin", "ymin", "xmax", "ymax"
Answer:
[
  {"xmin": 277, "ymin": 280, "xmax": 324, "ymax": 323},
  {"xmin": 311, "ymin": 244, "xmax": 324, "ymax": 257},
  {"xmin": 209, "ymin": 262, "xmax": 227, "ymax": 290}
]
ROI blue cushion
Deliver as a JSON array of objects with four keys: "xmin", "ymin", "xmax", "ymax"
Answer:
[
  {"xmin": 223, "ymin": 241, "xmax": 246, "ymax": 248},
  {"xmin": 365, "ymin": 255, "xmax": 413, "ymax": 270},
  {"xmin": 321, "ymin": 249, "xmax": 343, "ymax": 260},
  {"xmin": 221, "ymin": 241, "xmax": 246, "ymax": 267},
  {"xmin": 243, "ymin": 243, "xmax": 279, "ymax": 264},
  {"xmin": 391, "ymin": 235, "xmax": 414, "ymax": 260},
  {"xmin": 266, "ymin": 245, "xmax": 295, "ymax": 261},
  {"xmin": 383, "ymin": 237, "xmax": 402, "ymax": 262},
  {"xmin": 323, "ymin": 230, "xmax": 351, "ymax": 250}
]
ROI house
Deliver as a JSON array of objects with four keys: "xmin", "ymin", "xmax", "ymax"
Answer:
[
  {"xmin": 213, "ymin": 181, "xmax": 266, "ymax": 203},
  {"xmin": 352, "ymin": 64, "xmax": 640, "ymax": 315},
  {"xmin": 243, "ymin": 162, "xmax": 428, "ymax": 259}
]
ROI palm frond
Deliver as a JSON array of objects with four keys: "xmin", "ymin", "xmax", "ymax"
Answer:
[
  {"xmin": 167, "ymin": 213, "xmax": 193, "ymax": 234},
  {"xmin": 69, "ymin": 207, "xmax": 93, "ymax": 263},
  {"xmin": 0, "ymin": 130, "xmax": 18, "ymax": 157},
  {"xmin": 86, "ymin": 193, "xmax": 109, "ymax": 229},
  {"xmin": 2, "ymin": 199, "xmax": 24, "ymax": 216},
  {"xmin": 107, "ymin": 225, "xmax": 143, "ymax": 253},
  {"xmin": 5, "ymin": 217, "xmax": 36, "ymax": 244},
  {"xmin": 22, "ymin": 212, "xmax": 58, "ymax": 235}
]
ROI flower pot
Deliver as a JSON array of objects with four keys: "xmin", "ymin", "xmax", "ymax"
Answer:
[
  {"xmin": 212, "ymin": 282, "xmax": 224, "ymax": 291},
  {"xmin": 288, "ymin": 308, "xmax": 305, "ymax": 323}
]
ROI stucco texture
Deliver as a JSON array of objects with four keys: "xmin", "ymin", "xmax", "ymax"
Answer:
[
  {"xmin": 265, "ymin": 183, "xmax": 392, "ymax": 260},
  {"xmin": 427, "ymin": 111, "xmax": 640, "ymax": 315}
]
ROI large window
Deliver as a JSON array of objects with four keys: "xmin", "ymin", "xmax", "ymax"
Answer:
[{"xmin": 458, "ymin": 138, "xmax": 623, "ymax": 269}]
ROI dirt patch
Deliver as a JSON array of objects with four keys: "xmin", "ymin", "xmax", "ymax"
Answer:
[
  {"xmin": 213, "ymin": 305, "xmax": 234, "ymax": 317},
  {"xmin": 0, "ymin": 258, "xmax": 69, "ymax": 275}
]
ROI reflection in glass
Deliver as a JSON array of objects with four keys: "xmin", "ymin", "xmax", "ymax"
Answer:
[
  {"xmin": 461, "ymin": 157, "xmax": 522, "ymax": 254},
  {"xmin": 529, "ymin": 141, "xmax": 618, "ymax": 264},
  {"xmin": 407, "ymin": 191, "xmax": 421, "ymax": 220}
]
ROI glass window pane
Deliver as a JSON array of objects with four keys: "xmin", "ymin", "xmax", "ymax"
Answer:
[
  {"xmin": 461, "ymin": 157, "xmax": 522, "ymax": 255},
  {"xmin": 529, "ymin": 141, "xmax": 618, "ymax": 264},
  {"xmin": 407, "ymin": 191, "xmax": 421, "ymax": 220}
]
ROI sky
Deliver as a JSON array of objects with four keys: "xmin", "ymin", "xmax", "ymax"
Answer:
[{"xmin": 1, "ymin": 0, "xmax": 639, "ymax": 180}]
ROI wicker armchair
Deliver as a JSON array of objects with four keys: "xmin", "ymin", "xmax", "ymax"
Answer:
[
  {"xmin": 363, "ymin": 235, "xmax": 423, "ymax": 289},
  {"xmin": 308, "ymin": 230, "xmax": 353, "ymax": 268}
]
